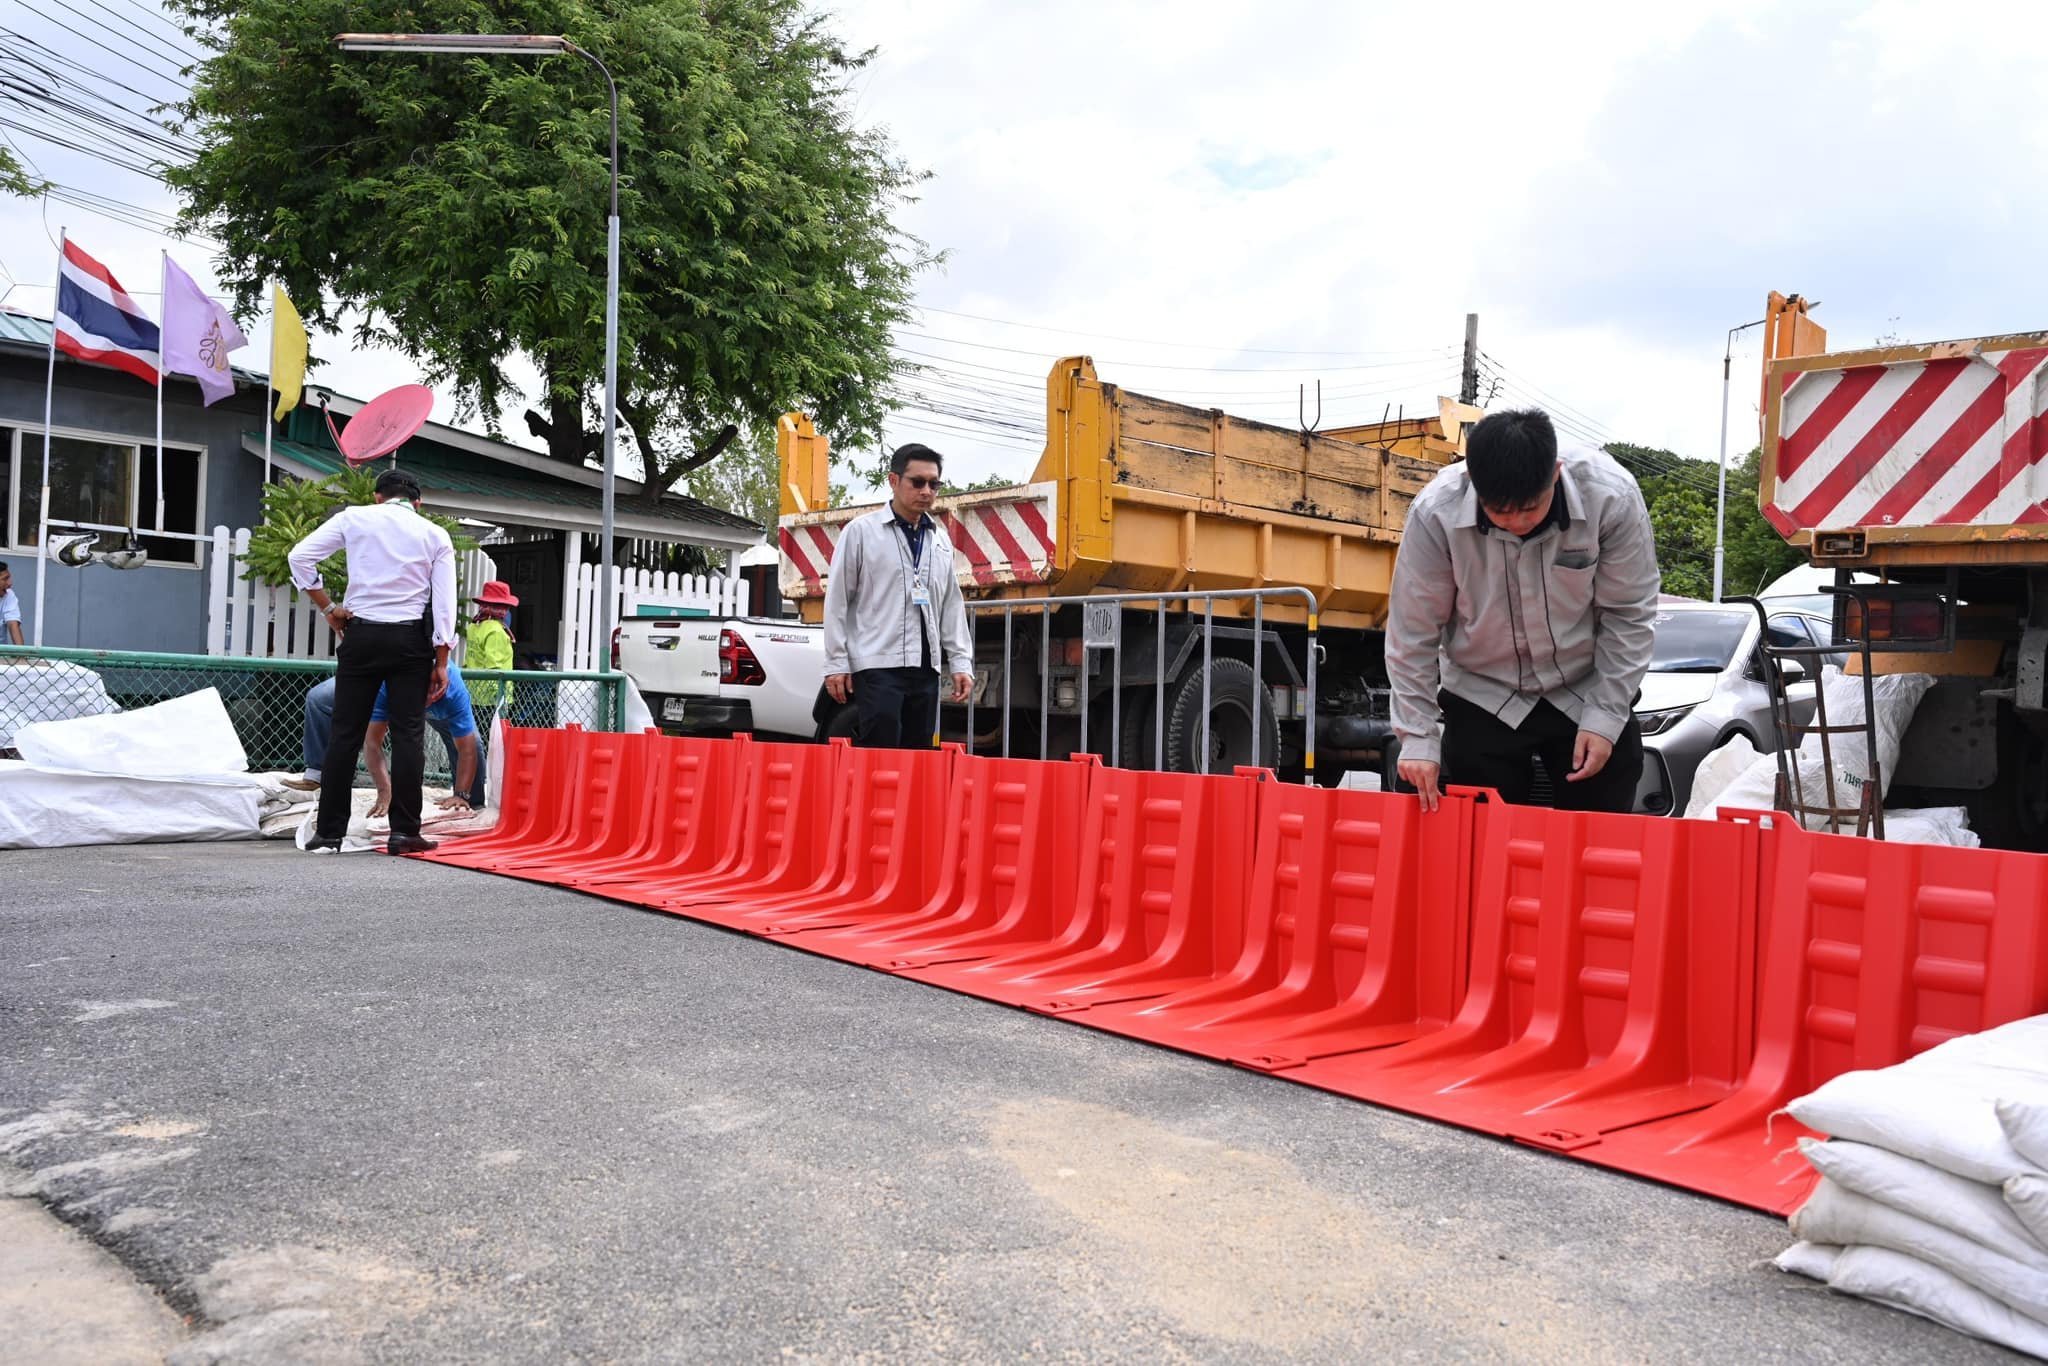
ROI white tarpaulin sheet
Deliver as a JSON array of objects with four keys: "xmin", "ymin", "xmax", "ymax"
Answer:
[
  {"xmin": 13, "ymin": 687, "xmax": 248, "ymax": 775},
  {"xmin": 0, "ymin": 761, "xmax": 264, "ymax": 849},
  {"xmin": 0, "ymin": 688, "xmax": 265, "ymax": 849},
  {"xmin": 0, "ymin": 659, "xmax": 119, "ymax": 749}
]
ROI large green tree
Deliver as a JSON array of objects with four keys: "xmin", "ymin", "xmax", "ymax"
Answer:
[
  {"xmin": 1605, "ymin": 442, "xmax": 1803, "ymax": 600},
  {"xmin": 165, "ymin": 0, "xmax": 929, "ymax": 509}
]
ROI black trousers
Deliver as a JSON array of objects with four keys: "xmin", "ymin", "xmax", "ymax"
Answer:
[
  {"xmin": 318, "ymin": 618, "xmax": 433, "ymax": 838},
  {"xmin": 853, "ymin": 666, "xmax": 939, "ymax": 750},
  {"xmin": 1438, "ymin": 690, "xmax": 1644, "ymax": 813}
]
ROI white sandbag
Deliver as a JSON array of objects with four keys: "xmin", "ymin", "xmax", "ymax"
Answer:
[
  {"xmin": 1877, "ymin": 807, "xmax": 1980, "ymax": 848},
  {"xmin": 1799, "ymin": 1138, "xmax": 2045, "ymax": 1267},
  {"xmin": 1685, "ymin": 735, "xmax": 1766, "ymax": 819},
  {"xmin": 1788, "ymin": 1015, "xmax": 2048, "ymax": 1185},
  {"xmin": 0, "ymin": 761, "xmax": 262, "ymax": 848},
  {"xmin": 486, "ymin": 713, "xmax": 507, "ymax": 813},
  {"xmin": 13, "ymin": 687, "xmax": 247, "ymax": 777},
  {"xmin": 1790, "ymin": 1178, "xmax": 2048, "ymax": 1321},
  {"xmin": 623, "ymin": 677, "xmax": 654, "ymax": 733},
  {"xmin": 1773, "ymin": 1239, "xmax": 1842, "ymax": 1281},
  {"xmin": 1826, "ymin": 1243, "xmax": 2048, "ymax": 1359},
  {"xmin": 2001, "ymin": 1099, "xmax": 2048, "ymax": 1172},
  {"xmin": 1791, "ymin": 667, "xmax": 1932, "ymax": 807},
  {"xmin": 2009, "ymin": 1175, "xmax": 2048, "ymax": 1253},
  {"xmin": 0, "ymin": 658, "xmax": 119, "ymax": 748}
]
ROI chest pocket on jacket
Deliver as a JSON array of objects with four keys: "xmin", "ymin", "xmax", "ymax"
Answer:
[{"xmin": 1546, "ymin": 560, "xmax": 1599, "ymax": 619}]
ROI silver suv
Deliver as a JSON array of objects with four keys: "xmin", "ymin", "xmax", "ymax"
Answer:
[{"xmin": 1631, "ymin": 601, "xmax": 1842, "ymax": 816}]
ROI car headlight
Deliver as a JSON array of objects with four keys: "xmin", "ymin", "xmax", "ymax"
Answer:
[{"xmin": 1637, "ymin": 705, "xmax": 1695, "ymax": 737}]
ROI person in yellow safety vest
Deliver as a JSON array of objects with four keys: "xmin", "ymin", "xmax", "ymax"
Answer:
[{"xmin": 465, "ymin": 581, "xmax": 518, "ymax": 723}]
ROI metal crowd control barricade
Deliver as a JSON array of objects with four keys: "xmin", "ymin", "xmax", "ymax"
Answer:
[{"xmin": 961, "ymin": 587, "xmax": 1319, "ymax": 775}]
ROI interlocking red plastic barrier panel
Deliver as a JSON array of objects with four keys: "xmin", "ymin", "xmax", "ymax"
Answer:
[{"xmin": 413, "ymin": 726, "xmax": 2048, "ymax": 1213}]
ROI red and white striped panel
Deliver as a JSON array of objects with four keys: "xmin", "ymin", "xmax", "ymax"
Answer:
[
  {"xmin": 1765, "ymin": 346, "xmax": 2048, "ymax": 535},
  {"xmin": 779, "ymin": 484, "xmax": 1060, "ymax": 600}
]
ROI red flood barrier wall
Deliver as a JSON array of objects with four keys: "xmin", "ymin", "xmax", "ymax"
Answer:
[
  {"xmin": 412, "ymin": 730, "xmax": 2048, "ymax": 1215},
  {"xmin": 1572, "ymin": 815, "xmax": 2048, "ymax": 1212}
]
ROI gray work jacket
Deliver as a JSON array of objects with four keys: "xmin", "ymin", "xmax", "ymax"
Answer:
[
  {"xmin": 821, "ymin": 506, "xmax": 975, "ymax": 678},
  {"xmin": 1385, "ymin": 448, "xmax": 1661, "ymax": 766}
]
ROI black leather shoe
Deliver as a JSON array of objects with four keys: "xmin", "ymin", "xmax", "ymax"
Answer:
[
  {"xmin": 303, "ymin": 836, "xmax": 344, "ymax": 854},
  {"xmin": 387, "ymin": 833, "xmax": 439, "ymax": 856}
]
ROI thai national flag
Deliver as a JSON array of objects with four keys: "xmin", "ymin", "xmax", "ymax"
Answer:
[{"xmin": 54, "ymin": 238, "xmax": 160, "ymax": 385}]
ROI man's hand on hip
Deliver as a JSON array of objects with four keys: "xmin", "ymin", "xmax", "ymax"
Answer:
[
  {"xmin": 427, "ymin": 664, "xmax": 449, "ymax": 704},
  {"xmin": 1397, "ymin": 758, "xmax": 1442, "ymax": 813},
  {"xmin": 949, "ymin": 672, "xmax": 974, "ymax": 703},
  {"xmin": 825, "ymin": 673, "xmax": 853, "ymax": 704},
  {"xmin": 1568, "ymin": 730, "xmax": 1614, "ymax": 782}
]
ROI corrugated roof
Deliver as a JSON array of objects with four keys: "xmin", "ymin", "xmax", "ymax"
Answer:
[{"xmin": 258, "ymin": 436, "xmax": 759, "ymax": 534}]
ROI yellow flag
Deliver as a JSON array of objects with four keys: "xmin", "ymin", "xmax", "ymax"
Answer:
[{"xmin": 270, "ymin": 283, "xmax": 309, "ymax": 421}]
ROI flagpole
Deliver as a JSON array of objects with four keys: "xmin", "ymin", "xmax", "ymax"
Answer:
[
  {"xmin": 154, "ymin": 252, "xmax": 167, "ymax": 533},
  {"xmin": 264, "ymin": 283, "xmax": 276, "ymax": 485},
  {"xmin": 33, "ymin": 228, "xmax": 63, "ymax": 647}
]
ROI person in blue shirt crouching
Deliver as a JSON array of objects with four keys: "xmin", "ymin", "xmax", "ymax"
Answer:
[{"xmin": 289, "ymin": 664, "xmax": 484, "ymax": 814}]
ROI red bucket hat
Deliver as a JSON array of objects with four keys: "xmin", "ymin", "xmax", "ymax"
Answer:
[{"xmin": 474, "ymin": 580, "xmax": 520, "ymax": 609}]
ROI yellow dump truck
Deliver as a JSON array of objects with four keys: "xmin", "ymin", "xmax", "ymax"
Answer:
[
  {"xmin": 1759, "ymin": 292, "xmax": 2048, "ymax": 846},
  {"xmin": 779, "ymin": 356, "xmax": 1473, "ymax": 777}
]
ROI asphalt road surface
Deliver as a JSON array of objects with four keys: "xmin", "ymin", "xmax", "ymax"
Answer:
[{"xmin": 0, "ymin": 842, "xmax": 2017, "ymax": 1364}]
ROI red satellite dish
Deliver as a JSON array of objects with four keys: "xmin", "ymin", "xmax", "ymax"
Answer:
[{"xmin": 327, "ymin": 384, "xmax": 435, "ymax": 467}]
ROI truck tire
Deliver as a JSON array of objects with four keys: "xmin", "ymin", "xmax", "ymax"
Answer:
[{"xmin": 1164, "ymin": 657, "xmax": 1280, "ymax": 774}]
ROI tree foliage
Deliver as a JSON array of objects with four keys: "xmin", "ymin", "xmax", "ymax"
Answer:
[
  {"xmin": 1604, "ymin": 442, "xmax": 1803, "ymax": 601},
  {"xmin": 242, "ymin": 469, "xmax": 478, "ymax": 599},
  {"xmin": 165, "ymin": 0, "xmax": 931, "ymax": 504},
  {"xmin": 0, "ymin": 146, "xmax": 42, "ymax": 198}
]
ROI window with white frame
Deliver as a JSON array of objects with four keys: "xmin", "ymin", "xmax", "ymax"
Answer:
[{"xmin": 10, "ymin": 428, "xmax": 206, "ymax": 568}]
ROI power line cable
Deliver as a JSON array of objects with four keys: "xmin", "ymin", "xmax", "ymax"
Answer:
[
  {"xmin": 15, "ymin": 1, "xmax": 186, "ymax": 92},
  {"xmin": 902, "ymin": 329, "xmax": 1461, "ymax": 375},
  {"xmin": 71, "ymin": 0, "xmax": 200, "ymax": 70},
  {"xmin": 916, "ymin": 303, "xmax": 1457, "ymax": 359}
]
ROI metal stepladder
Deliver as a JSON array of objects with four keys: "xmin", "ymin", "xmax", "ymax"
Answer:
[{"xmin": 1730, "ymin": 584, "xmax": 1907, "ymax": 841}]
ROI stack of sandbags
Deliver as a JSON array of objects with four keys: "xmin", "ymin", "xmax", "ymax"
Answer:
[{"xmin": 1775, "ymin": 1015, "xmax": 2048, "ymax": 1358}]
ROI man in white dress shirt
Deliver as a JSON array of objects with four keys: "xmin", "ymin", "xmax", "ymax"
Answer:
[{"xmin": 287, "ymin": 468, "xmax": 457, "ymax": 854}]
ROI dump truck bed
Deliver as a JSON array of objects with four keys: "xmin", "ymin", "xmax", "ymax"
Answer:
[
  {"xmin": 1761, "ymin": 327, "xmax": 2048, "ymax": 567},
  {"xmin": 778, "ymin": 357, "xmax": 1464, "ymax": 630}
]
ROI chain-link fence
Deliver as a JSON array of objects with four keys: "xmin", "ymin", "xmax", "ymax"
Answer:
[{"xmin": 0, "ymin": 646, "xmax": 623, "ymax": 788}]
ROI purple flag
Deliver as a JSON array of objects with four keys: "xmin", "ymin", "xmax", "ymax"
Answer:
[{"xmin": 161, "ymin": 256, "xmax": 248, "ymax": 406}]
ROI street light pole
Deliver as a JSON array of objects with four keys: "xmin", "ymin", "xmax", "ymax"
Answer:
[
  {"xmin": 334, "ymin": 32, "xmax": 621, "ymax": 672},
  {"xmin": 1714, "ymin": 316, "xmax": 1767, "ymax": 601}
]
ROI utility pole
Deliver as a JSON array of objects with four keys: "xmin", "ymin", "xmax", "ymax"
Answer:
[{"xmin": 1459, "ymin": 313, "xmax": 1480, "ymax": 406}]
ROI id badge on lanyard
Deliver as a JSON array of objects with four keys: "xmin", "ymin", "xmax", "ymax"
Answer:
[{"xmin": 903, "ymin": 523, "xmax": 932, "ymax": 606}]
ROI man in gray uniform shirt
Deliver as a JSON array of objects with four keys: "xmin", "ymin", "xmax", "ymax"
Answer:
[{"xmin": 1385, "ymin": 408, "xmax": 1660, "ymax": 813}]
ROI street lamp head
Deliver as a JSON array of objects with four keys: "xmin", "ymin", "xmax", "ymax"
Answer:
[{"xmin": 333, "ymin": 33, "xmax": 574, "ymax": 56}]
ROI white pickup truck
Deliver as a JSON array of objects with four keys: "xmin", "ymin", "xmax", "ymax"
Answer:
[{"xmin": 614, "ymin": 613, "xmax": 829, "ymax": 742}]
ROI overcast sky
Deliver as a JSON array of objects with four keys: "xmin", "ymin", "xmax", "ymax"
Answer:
[{"xmin": 6, "ymin": 0, "xmax": 2048, "ymax": 490}]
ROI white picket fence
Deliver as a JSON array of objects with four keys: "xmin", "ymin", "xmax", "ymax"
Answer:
[
  {"xmin": 559, "ymin": 561, "xmax": 748, "ymax": 672},
  {"xmin": 205, "ymin": 526, "xmax": 497, "ymax": 659}
]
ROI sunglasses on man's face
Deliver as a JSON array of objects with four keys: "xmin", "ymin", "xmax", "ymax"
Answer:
[{"xmin": 899, "ymin": 475, "xmax": 942, "ymax": 491}]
